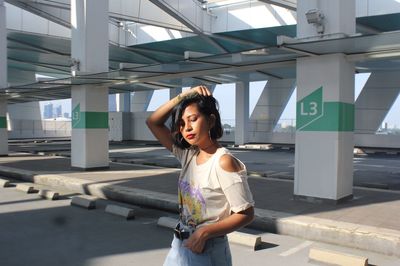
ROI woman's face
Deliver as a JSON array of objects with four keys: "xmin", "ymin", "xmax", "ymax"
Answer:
[{"xmin": 179, "ymin": 103, "xmax": 211, "ymax": 147}]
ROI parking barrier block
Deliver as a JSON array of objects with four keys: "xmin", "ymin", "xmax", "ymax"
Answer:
[
  {"xmin": 71, "ymin": 195, "xmax": 97, "ymax": 209},
  {"xmin": 38, "ymin": 189, "xmax": 60, "ymax": 200},
  {"xmin": 0, "ymin": 178, "xmax": 10, "ymax": 187},
  {"xmin": 16, "ymin": 183, "xmax": 36, "ymax": 193},
  {"xmin": 105, "ymin": 204, "xmax": 135, "ymax": 220}
]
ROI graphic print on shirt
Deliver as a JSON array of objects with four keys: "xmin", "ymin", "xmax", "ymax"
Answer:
[{"xmin": 178, "ymin": 179, "xmax": 206, "ymax": 228}]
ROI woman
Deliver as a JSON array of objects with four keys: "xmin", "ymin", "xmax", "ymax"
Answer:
[{"xmin": 146, "ymin": 85, "xmax": 255, "ymax": 266}]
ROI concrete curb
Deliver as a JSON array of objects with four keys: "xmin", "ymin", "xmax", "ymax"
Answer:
[
  {"xmin": 288, "ymin": 216, "xmax": 400, "ymax": 257},
  {"xmin": 309, "ymin": 247, "xmax": 368, "ymax": 266},
  {"xmin": 0, "ymin": 165, "xmax": 178, "ymax": 212},
  {"xmin": 0, "ymin": 165, "xmax": 399, "ymax": 257}
]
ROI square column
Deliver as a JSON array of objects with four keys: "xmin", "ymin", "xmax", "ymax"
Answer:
[
  {"xmin": 297, "ymin": 0, "xmax": 355, "ymax": 39},
  {"xmin": 295, "ymin": 54, "xmax": 354, "ymax": 202},
  {"xmin": 355, "ymin": 71, "xmax": 400, "ymax": 134},
  {"xmin": 131, "ymin": 91, "xmax": 153, "ymax": 112},
  {"xmin": 294, "ymin": 0, "xmax": 355, "ymax": 202},
  {"xmin": 170, "ymin": 88, "xmax": 182, "ymax": 100},
  {"xmin": 71, "ymin": 86, "xmax": 109, "ymax": 168},
  {"xmin": 116, "ymin": 93, "xmax": 131, "ymax": 112},
  {"xmin": 250, "ymin": 78, "xmax": 296, "ymax": 131},
  {"xmin": 71, "ymin": 0, "xmax": 109, "ymax": 169},
  {"xmin": 235, "ymin": 81, "xmax": 249, "ymax": 145},
  {"xmin": 0, "ymin": 0, "xmax": 8, "ymax": 155}
]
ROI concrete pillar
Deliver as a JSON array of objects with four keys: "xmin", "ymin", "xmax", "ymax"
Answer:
[
  {"xmin": 295, "ymin": 0, "xmax": 355, "ymax": 202},
  {"xmin": 355, "ymin": 71, "xmax": 400, "ymax": 134},
  {"xmin": 235, "ymin": 81, "xmax": 249, "ymax": 145},
  {"xmin": 8, "ymin": 102, "xmax": 42, "ymax": 120},
  {"xmin": 131, "ymin": 91, "xmax": 153, "ymax": 112},
  {"xmin": 170, "ymin": 88, "xmax": 182, "ymax": 100},
  {"xmin": 116, "ymin": 93, "xmax": 131, "ymax": 112},
  {"xmin": 209, "ymin": 84, "xmax": 216, "ymax": 93},
  {"xmin": 8, "ymin": 102, "xmax": 42, "ymax": 139},
  {"xmin": 297, "ymin": 0, "xmax": 355, "ymax": 39},
  {"xmin": 0, "ymin": 0, "xmax": 8, "ymax": 155},
  {"xmin": 0, "ymin": 98, "xmax": 7, "ymax": 155},
  {"xmin": 113, "ymin": 93, "xmax": 131, "ymax": 141},
  {"xmin": 71, "ymin": 0, "xmax": 109, "ymax": 169},
  {"xmin": 250, "ymin": 78, "xmax": 296, "ymax": 132}
]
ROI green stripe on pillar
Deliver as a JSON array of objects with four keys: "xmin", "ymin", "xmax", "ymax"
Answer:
[
  {"xmin": 72, "ymin": 112, "xmax": 108, "ymax": 129},
  {"xmin": 0, "ymin": 117, "xmax": 6, "ymax": 128},
  {"xmin": 297, "ymin": 102, "xmax": 354, "ymax": 131}
]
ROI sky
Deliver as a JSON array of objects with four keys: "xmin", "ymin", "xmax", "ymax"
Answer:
[{"xmin": 40, "ymin": 73, "xmax": 400, "ymax": 128}]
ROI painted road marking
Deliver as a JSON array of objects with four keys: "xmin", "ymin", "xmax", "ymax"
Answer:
[{"xmin": 279, "ymin": 241, "xmax": 313, "ymax": 257}]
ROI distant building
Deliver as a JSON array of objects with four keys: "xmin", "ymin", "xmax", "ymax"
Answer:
[
  {"xmin": 55, "ymin": 105, "xmax": 62, "ymax": 117},
  {"xmin": 109, "ymin": 94, "xmax": 116, "ymax": 111},
  {"xmin": 63, "ymin": 112, "xmax": 70, "ymax": 118},
  {"xmin": 43, "ymin": 103, "xmax": 53, "ymax": 119}
]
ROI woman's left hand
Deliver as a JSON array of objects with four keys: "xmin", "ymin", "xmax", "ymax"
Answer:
[{"xmin": 184, "ymin": 227, "xmax": 208, "ymax": 254}]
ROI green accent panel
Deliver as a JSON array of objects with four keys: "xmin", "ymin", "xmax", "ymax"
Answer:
[
  {"xmin": 72, "ymin": 104, "xmax": 108, "ymax": 129},
  {"xmin": 219, "ymin": 25, "xmax": 297, "ymax": 47},
  {"xmin": 73, "ymin": 112, "xmax": 108, "ymax": 129},
  {"xmin": 356, "ymin": 13, "xmax": 400, "ymax": 32},
  {"xmin": 0, "ymin": 117, "xmax": 7, "ymax": 128},
  {"xmin": 135, "ymin": 36, "xmax": 218, "ymax": 56},
  {"xmin": 133, "ymin": 25, "xmax": 297, "ymax": 56},
  {"xmin": 82, "ymin": 112, "xmax": 108, "ymax": 128},
  {"xmin": 210, "ymin": 37, "xmax": 259, "ymax": 53},
  {"xmin": 298, "ymin": 102, "xmax": 354, "ymax": 132}
]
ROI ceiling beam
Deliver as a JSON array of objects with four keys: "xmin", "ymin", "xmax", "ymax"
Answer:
[
  {"xmin": 258, "ymin": 0, "xmax": 296, "ymax": 11},
  {"xmin": 117, "ymin": 59, "xmax": 297, "ymax": 85},
  {"xmin": 148, "ymin": 0, "xmax": 205, "ymax": 35},
  {"xmin": 5, "ymin": 0, "xmax": 71, "ymax": 28},
  {"xmin": 148, "ymin": 0, "xmax": 228, "ymax": 53}
]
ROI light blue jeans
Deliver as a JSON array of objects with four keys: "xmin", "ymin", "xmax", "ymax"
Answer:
[{"xmin": 163, "ymin": 235, "xmax": 232, "ymax": 266}]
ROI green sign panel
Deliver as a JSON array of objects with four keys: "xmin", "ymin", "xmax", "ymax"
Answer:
[
  {"xmin": 296, "ymin": 86, "xmax": 323, "ymax": 130},
  {"xmin": 72, "ymin": 104, "xmax": 81, "ymax": 128},
  {"xmin": 0, "ymin": 117, "xmax": 6, "ymax": 129},
  {"xmin": 72, "ymin": 103, "xmax": 108, "ymax": 129},
  {"xmin": 296, "ymin": 87, "xmax": 354, "ymax": 132}
]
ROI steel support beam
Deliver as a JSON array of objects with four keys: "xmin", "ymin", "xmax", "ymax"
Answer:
[
  {"xmin": 258, "ymin": 0, "xmax": 296, "ymax": 11},
  {"xmin": 148, "ymin": 0, "xmax": 227, "ymax": 53}
]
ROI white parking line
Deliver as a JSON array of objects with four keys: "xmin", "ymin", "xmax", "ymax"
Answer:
[
  {"xmin": 357, "ymin": 163, "xmax": 400, "ymax": 169},
  {"xmin": 279, "ymin": 241, "xmax": 313, "ymax": 257}
]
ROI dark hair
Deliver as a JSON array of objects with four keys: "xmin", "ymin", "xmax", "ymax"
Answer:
[{"xmin": 170, "ymin": 94, "xmax": 223, "ymax": 149}]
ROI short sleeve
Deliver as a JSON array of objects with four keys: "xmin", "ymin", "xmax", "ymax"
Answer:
[
  {"xmin": 216, "ymin": 161, "xmax": 255, "ymax": 213},
  {"xmin": 172, "ymin": 144, "xmax": 185, "ymax": 163},
  {"xmin": 172, "ymin": 144, "xmax": 196, "ymax": 167}
]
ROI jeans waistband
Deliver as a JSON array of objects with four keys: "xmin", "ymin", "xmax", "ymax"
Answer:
[{"xmin": 174, "ymin": 222, "xmax": 226, "ymax": 241}]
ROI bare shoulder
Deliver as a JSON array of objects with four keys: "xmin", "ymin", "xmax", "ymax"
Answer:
[{"xmin": 219, "ymin": 154, "xmax": 244, "ymax": 172}]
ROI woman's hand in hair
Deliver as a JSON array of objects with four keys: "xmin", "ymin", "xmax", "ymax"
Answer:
[{"xmin": 181, "ymin": 85, "xmax": 212, "ymax": 98}]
